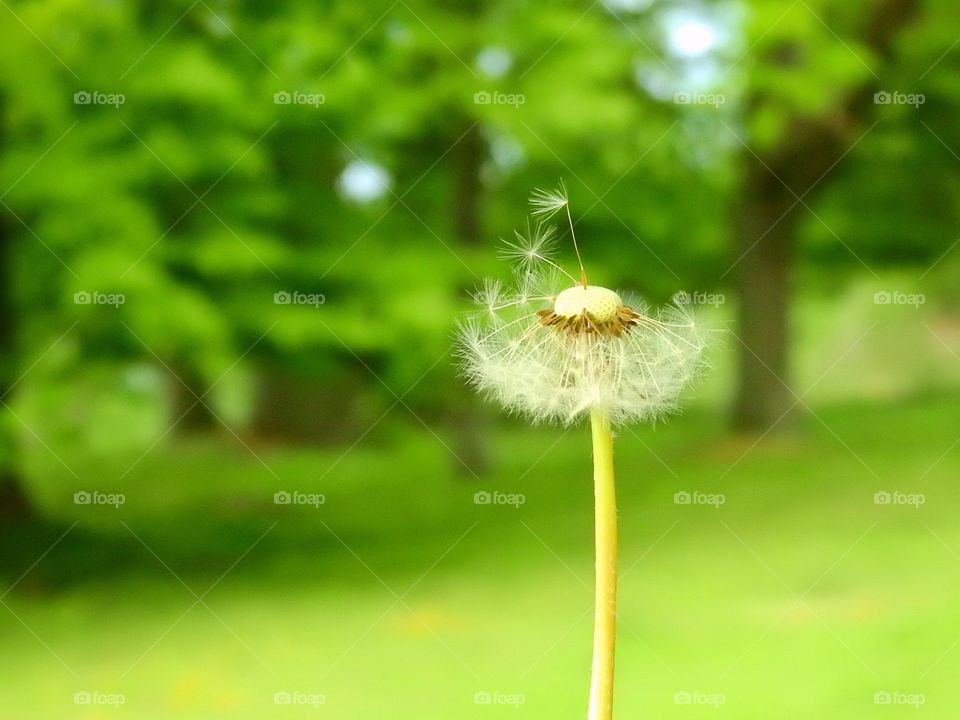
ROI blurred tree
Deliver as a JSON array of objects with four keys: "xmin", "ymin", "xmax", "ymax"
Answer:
[
  {"xmin": 732, "ymin": 0, "xmax": 922, "ymax": 430},
  {"xmin": 0, "ymin": 1, "xmax": 271, "ymax": 510},
  {"xmin": 728, "ymin": 0, "xmax": 960, "ymax": 430}
]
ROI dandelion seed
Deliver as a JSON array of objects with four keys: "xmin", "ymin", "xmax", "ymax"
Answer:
[
  {"xmin": 529, "ymin": 182, "xmax": 569, "ymax": 218},
  {"xmin": 531, "ymin": 180, "xmax": 589, "ymax": 286},
  {"xmin": 498, "ymin": 222, "xmax": 558, "ymax": 273}
]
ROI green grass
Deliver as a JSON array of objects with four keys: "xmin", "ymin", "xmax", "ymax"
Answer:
[{"xmin": 3, "ymin": 393, "xmax": 960, "ymax": 718}]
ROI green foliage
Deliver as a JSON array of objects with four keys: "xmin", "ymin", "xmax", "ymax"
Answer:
[{"xmin": 0, "ymin": 0, "xmax": 957, "ymax": 462}]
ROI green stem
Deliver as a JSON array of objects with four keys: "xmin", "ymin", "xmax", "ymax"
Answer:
[{"xmin": 588, "ymin": 410, "xmax": 617, "ymax": 720}]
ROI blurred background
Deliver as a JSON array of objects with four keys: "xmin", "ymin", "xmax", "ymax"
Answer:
[{"xmin": 1, "ymin": 0, "xmax": 959, "ymax": 717}]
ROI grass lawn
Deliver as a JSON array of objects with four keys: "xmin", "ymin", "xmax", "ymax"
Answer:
[{"xmin": 2, "ymin": 393, "xmax": 959, "ymax": 718}]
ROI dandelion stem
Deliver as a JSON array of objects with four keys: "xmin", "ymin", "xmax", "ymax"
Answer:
[{"xmin": 588, "ymin": 410, "xmax": 617, "ymax": 720}]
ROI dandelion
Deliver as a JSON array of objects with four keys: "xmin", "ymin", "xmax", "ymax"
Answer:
[{"xmin": 456, "ymin": 184, "xmax": 707, "ymax": 720}]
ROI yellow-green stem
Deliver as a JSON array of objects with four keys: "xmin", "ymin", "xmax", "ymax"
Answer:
[{"xmin": 588, "ymin": 410, "xmax": 617, "ymax": 720}]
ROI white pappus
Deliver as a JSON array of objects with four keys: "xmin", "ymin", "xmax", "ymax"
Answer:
[{"xmin": 456, "ymin": 185, "xmax": 707, "ymax": 426}]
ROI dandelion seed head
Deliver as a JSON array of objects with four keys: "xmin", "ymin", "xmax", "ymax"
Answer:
[
  {"xmin": 458, "ymin": 279, "xmax": 706, "ymax": 425},
  {"xmin": 457, "ymin": 189, "xmax": 707, "ymax": 426}
]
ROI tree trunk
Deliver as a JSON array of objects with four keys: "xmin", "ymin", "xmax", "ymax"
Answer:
[
  {"xmin": 453, "ymin": 123, "xmax": 483, "ymax": 247},
  {"xmin": 170, "ymin": 364, "xmax": 218, "ymax": 432},
  {"xmin": 732, "ymin": 166, "xmax": 799, "ymax": 432},
  {"xmin": 0, "ymin": 471, "xmax": 32, "ymax": 523},
  {"xmin": 0, "ymin": 210, "xmax": 31, "ymax": 522},
  {"xmin": 451, "ymin": 121, "xmax": 490, "ymax": 478}
]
